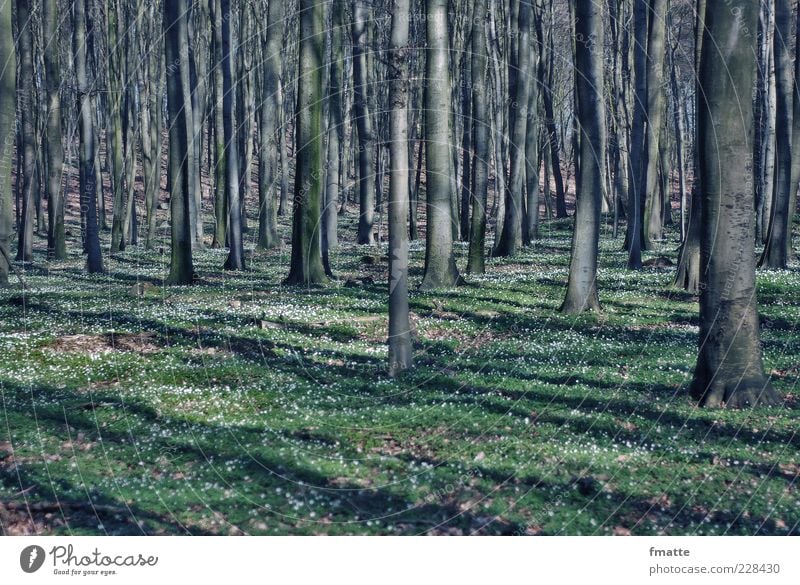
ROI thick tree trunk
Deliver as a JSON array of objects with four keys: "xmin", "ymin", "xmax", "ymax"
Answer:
[
  {"xmin": 75, "ymin": 0, "xmax": 103, "ymax": 273},
  {"xmin": 561, "ymin": 0, "xmax": 604, "ymax": 314},
  {"xmin": 467, "ymin": 3, "xmax": 489, "ymax": 275},
  {"xmin": 0, "ymin": 0, "xmax": 14, "ymax": 285},
  {"xmin": 691, "ymin": 0, "xmax": 779, "ymax": 408},
  {"xmin": 420, "ymin": 0, "xmax": 461, "ymax": 290},
  {"xmin": 164, "ymin": 0, "xmax": 195, "ymax": 284},
  {"xmin": 285, "ymin": 0, "xmax": 326, "ymax": 286},
  {"xmin": 388, "ymin": 0, "xmax": 412, "ymax": 376}
]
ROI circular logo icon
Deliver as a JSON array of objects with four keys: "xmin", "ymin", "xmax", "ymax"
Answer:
[{"xmin": 20, "ymin": 545, "xmax": 46, "ymax": 573}]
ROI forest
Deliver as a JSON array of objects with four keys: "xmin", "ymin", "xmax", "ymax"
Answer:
[{"xmin": 0, "ymin": 0, "xmax": 798, "ymax": 536}]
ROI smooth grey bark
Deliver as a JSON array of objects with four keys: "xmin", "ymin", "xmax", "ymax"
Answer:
[
  {"xmin": 625, "ymin": 0, "xmax": 647, "ymax": 269},
  {"xmin": 211, "ymin": 0, "xmax": 227, "ymax": 248},
  {"xmin": 420, "ymin": 0, "xmax": 461, "ymax": 290},
  {"xmin": 285, "ymin": 0, "xmax": 326, "ymax": 286},
  {"xmin": 164, "ymin": 0, "xmax": 195, "ymax": 285},
  {"xmin": 323, "ymin": 0, "xmax": 345, "ymax": 251},
  {"xmin": 641, "ymin": 0, "xmax": 668, "ymax": 249},
  {"xmin": 691, "ymin": 0, "xmax": 779, "ymax": 408},
  {"xmin": 222, "ymin": 0, "xmax": 244, "ymax": 270},
  {"xmin": 760, "ymin": 0, "xmax": 793, "ymax": 269},
  {"xmin": 674, "ymin": 0, "xmax": 705, "ymax": 294},
  {"xmin": 75, "ymin": 0, "xmax": 103, "ymax": 273},
  {"xmin": 467, "ymin": 4, "xmax": 489, "ymax": 275},
  {"xmin": 561, "ymin": 0, "xmax": 605, "ymax": 314},
  {"xmin": 353, "ymin": 0, "xmax": 375, "ymax": 245},
  {"xmin": 388, "ymin": 0, "xmax": 412, "ymax": 376},
  {"xmin": 108, "ymin": 0, "xmax": 127, "ymax": 253},
  {"xmin": 494, "ymin": 0, "xmax": 532, "ymax": 258},
  {"xmin": 523, "ymin": 32, "xmax": 541, "ymax": 245},
  {"xmin": 787, "ymin": 0, "xmax": 800, "ymax": 260},
  {"xmin": 0, "ymin": 0, "xmax": 15, "ymax": 285},
  {"xmin": 15, "ymin": 0, "xmax": 35, "ymax": 262},
  {"xmin": 257, "ymin": 0, "xmax": 284, "ymax": 250},
  {"xmin": 44, "ymin": 0, "xmax": 66, "ymax": 260}
]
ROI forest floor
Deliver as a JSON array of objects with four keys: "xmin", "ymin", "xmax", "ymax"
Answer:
[{"xmin": 0, "ymin": 209, "xmax": 799, "ymax": 535}]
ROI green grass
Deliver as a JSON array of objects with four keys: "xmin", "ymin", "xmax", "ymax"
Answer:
[{"xmin": 0, "ymin": 214, "xmax": 798, "ymax": 535}]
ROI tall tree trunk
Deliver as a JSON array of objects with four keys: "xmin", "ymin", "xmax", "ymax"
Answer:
[
  {"xmin": 353, "ymin": 0, "xmax": 375, "ymax": 245},
  {"xmin": 787, "ymin": 0, "xmax": 800, "ymax": 260},
  {"xmin": 0, "ymin": 0, "xmax": 15, "ymax": 285},
  {"xmin": 673, "ymin": 0, "xmax": 705, "ymax": 294},
  {"xmin": 108, "ymin": 0, "xmax": 127, "ymax": 253},
  {"xmin": 561, "ymin": 0, "xmax": 604, "ymax": 314},
  {"xmin": 388, "ymin": 0, "xmax": 412, "ymax": 376},
  {"xmin": 44, "ymin": 0, "xmax": 66, "ymax": 260},
  {"xmin": 164, "ymin": 0, "xmax": 195, "ymax": 284},
  {"xmin": 222, "ymin": 0, "xmax": 244, "ymax": 270},
  {"xmin": 15, "ymin": 0, "xmax": 36, "ymax": 262},
  {"xmin": 75, "ymin": 0, "xmax": 103, "ymax": 273},
  {"xmin": 286, "ymin": 0, "xmax": 326, "ymax": 285},
  {"xmin": 323, "ymin": 0, "xmax": 345, "ymax": 251},
  {"xmin": 691, "ymin": 0, "xmax": 779, "ymax": 408},
  {"xmin": 760, "ymin": 0, "xmax": 793, "ymax": 269},
  {"xmin": 467, "ymin": 3, "xmax": 489, "ymax": 275},
  {"xmin": 625, "ymin": 0, "xmax": 647, "ymax": 269},
  {"xmin": 257, "ymin": 0, "xmax": 284, "ymax": 250},
  {"xmin": 211, "ymin": 0, "xmax": 227, "ymax": 248},
  {"xmin": 494, "ymin": 0, "xmax": 532, "ymax": 258},
  {"xmin": 420, "ymin": 0, "xmax": 461, "ymax": 290},
  {"xmin": 641, "ymin": 0, "xmax": 668, "ymax": 250},
  {"xmin": 534, "ymin": 2, "xmax": 566, "ymax": 219}
]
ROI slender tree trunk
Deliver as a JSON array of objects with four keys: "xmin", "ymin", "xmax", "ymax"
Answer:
[
  {"xmin": 15, "ymin": 0, "xmax": 35, "ymax": 262},
  {"xmin": 641, "ymin": 0, "xmax": 668, "ymax": 249},
  {"xmin": 222, "ymin": 0, "xmax": 244, "ymax": 270},
  {"xmin": 164, "ymin": 0, "xmax": 195, "ymax": 284},
  {"xmin": 388, "ymin": 0, "xmax": 412, "ymax": 376},
  {"xmin": 626, "ymin": 0, "xmax": 647, "ymax": 269},
  {"xmin": 420, "ymin": 0, "xmax": 461, "ymax": 289},
  {"xmin": 353, "ymin": 0, "xmax": 375, "ymax": 245},
  {"xmin": 691, "ymin": 0, "xmax": 779, "ymax": 408},
  {"xmin": 467, "ymin": 3, "xmax": 489, "ymax": 275},
  {"xmin": 673, "ymin": 0, "xmax": 705, "ymax": 293},
  {"xmin": 323, "ymin": 0, "xmax": 345, "ymax": 251},
  {"xmin": 44, "ymin": 0, "xmax": 66, "ymax": 260},
  {"xmin": 0, "ymin": 0, "xmax": 15, "ymax": 285},
  {"xmin": 760, "ymin": 0, "xmax": 793, "ymax": 269},
  {"xmin": 787, "ymin": 0, "xmax": 800, "ymax": 260},
  {"xmin": 257, "ymin": 0, "xmax": 284, "ymax": 250},
  {"xmin": 75, "ymin": 0, "xmax": 103, "ymax": 273},
  {"xmin": 108, "ymin": 0, "xmax": 127, "ymax": 253},
  {"xmin": 561, "ymin": 0, "xmax": 604, "ymax": 314},
  {"xmin": 286, "ymin": 0, "xmax": 326, "ymax": 286},
  {"xmin": 211, "ymin": 0, "xmax": 227, "ymax": 248},
  {"xmin": 524, "ymin": 32, "xmax": 541, "ymax": 245},
  {"xmin": 494, "ymin": 0, "xmax": 532, "ymax": 258}
]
